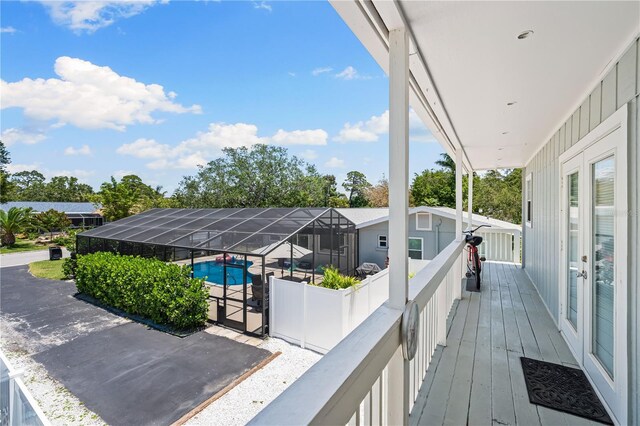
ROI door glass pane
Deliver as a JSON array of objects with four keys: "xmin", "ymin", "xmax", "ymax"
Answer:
[
  {"xmin": 567, "ymin": 172, "xmax": 579, "ymax": 329},
  {"xmin": 592, "ymin": 156, "xmax": 615, "ymax": 377}
]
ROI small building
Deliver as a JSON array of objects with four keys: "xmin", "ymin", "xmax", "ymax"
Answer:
[
  {"xmin": 0, "ymin": 202, "xmax": 104, "ymax": 229},
  {"xmin": 337, "ymin": 206, "xmax": 521, "ymax": 268}
]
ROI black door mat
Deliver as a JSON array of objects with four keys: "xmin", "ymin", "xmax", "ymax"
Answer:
[{"xmin": 520, "ymin": 357, "xmax": 613, "ymax": 425}]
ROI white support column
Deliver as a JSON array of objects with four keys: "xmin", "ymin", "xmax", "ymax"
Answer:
[
  {"xmin": 388, "ymin": 27, "xmax": 409, "ymax": 310},
  {"xmin": 468, "ymin": 169, "xmax": 473, "ymax": 228},
  {"xmin": 387, "ymin": 27, "xmax": 409, "ymax": 426},
  {"xmin": 454, "ymin": 150, "xmax": 464, "ymax": 300},
  {"xmin": 455, "ymin": 150, "xmax": 463, "ymax": 239},
  {"xmin": 514, "ymin": 229, "xmax": 522, "ymax": 264}
]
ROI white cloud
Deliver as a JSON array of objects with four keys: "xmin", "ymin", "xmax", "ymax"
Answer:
[
  {"xmin": 288, "ymin": 72, "xmax": 296, "ymax": 77},
  {"xmin": 312, "ymin": 67, "xmax": 333, "ymax": 76},
  {"xmin": 324, "ymin": 157, "xmax": 345, "ymax": 169},
  {"xmin": 334, "ymin": 110, "xmax": 388, "ymax": 143},
  {"xmin": 333, "ymin": 109, "xmax": 435, "ymax": 143},
  {"xmin": 335, "ymin": 66, "xmax": 358, "ymax": 80},
  {"xmin": 299, "ymin": 149, "xmax": 318, "ymax": 161},
  {"xmin": 39, "ymin": 1, "xmax": 165, "ymax": 34},
  {"xmin": 1, "ymin": 56, "xmax": 201, "ymax": 131},
  {"xmin": 252, "ymin": 1, "xmax": 272, "ymax": 12},
  {"xmin": 116, "ymin": 138, "xmax": 174, "ymax": 158},
  {"xmin": 6, "ymin": 163, "xmax": 41, "ymax": 174},
  {"xmin": 50, "ymin": 169, "xmax": 94, "ymax": 179},
  {"xmin": 1, "ymin": 128, "xmax": 47, "ymax": 146},
  {"xmin": 6, "ymin": 162, "xmax": 93, "ymax": 180},
  {"xmin": 147, "ymin": 154, "xmax": 207, "ymax": 170},
  {"xmin": 113, "ymin": 169, "xmax": 135, "ymax": 180},
  {"xmin": 271, "ymin": 129, "xmax": 327, "ymax": 146},
  {"xmin": 64, "ymin": 144, "xmax": 92, "ymax": 156},
  {"xmin": 1, "ymin": 27, "xmax": 17, "ymax": 34},
  {"xmin": 117, "ymin": 123, "xmax": 328, "ymax": 169}
]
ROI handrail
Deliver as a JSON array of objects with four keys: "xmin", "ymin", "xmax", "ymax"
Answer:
[
  {"xmin": 250, "ymin": 304, "xmax": 402, "ymax": 425},
  {"xmin": 250, "ymin": 239, "xmax": 466, "ymax": 425}
]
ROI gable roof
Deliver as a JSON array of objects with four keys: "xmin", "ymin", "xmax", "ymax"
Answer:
[{"xmin": 335, "ymin": 206, "xmax": 520, "ymax": 230}]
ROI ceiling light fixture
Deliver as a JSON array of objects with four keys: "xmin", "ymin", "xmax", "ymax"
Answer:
[{"xmin": 518, "ymin": 30, "xmax": 534, "ymax": 40}]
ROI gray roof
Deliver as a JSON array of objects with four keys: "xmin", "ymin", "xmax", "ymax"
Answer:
[
  {"xmin": 334, "ymin": 208, "xmax": 390, "ymax": 226},
  {"xmin": 335, "ymin": 206, "xmax": 520, "ymax": 230},
  {"xmin": 0, "ymin": 202, "xmax": 100, "ymax": 214}
]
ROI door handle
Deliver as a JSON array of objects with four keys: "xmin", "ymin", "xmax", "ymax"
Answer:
[{"xmin": 576, "ymin": 270, "xmax": 588, "ymax": 279}]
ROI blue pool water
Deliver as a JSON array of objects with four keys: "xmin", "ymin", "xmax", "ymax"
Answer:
[{"xmin": 192, "ymin": 260, "xmax": 254, "ymax": 285}]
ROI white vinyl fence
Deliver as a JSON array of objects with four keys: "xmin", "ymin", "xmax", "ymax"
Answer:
[{"xmin": 269, "ymin": 259, "xmax": 429, "ymax": 354}]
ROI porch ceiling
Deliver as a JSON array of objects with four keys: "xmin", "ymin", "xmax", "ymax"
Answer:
[{"xmin": 331, "ymin": 1, "xmax": 639, "ymax": 170}]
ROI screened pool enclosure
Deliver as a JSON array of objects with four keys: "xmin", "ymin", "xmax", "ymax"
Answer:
[{"xmin": 77, "ymin": 208, "xmax": 357, "ymax": 336}]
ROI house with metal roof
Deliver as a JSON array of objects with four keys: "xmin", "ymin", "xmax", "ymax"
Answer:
[{"xmin": 0, "ymin": 201, "xmax": 104, "ymax": 229}]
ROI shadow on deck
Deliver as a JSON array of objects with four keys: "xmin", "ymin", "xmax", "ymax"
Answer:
[{"xmin": 409, "ymin": 261, "xmax": 601, "ymax": 426}]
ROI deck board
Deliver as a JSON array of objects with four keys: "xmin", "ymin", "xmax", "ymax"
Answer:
[{"xmin": 410, "ymin": 262, "xmax": 593, "ymax": 426}]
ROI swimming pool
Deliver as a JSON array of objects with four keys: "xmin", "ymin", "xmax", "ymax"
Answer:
[{"xmin": 192, "ymin": 260, "xmax": 254, "ymax": 285}]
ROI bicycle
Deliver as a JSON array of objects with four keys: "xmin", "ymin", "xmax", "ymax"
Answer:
[{"xmin": 463, "ymin": 225, "xmax": 490, "ymax": 291}]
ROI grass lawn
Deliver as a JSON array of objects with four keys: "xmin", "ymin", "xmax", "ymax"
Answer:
[
  {"xmin": 29, "ymin": 260, "xmax": 67, "ymax": 280},
  {"xmin": 0, "ymin": 238, "xmax": 48, "ymax": 254}
]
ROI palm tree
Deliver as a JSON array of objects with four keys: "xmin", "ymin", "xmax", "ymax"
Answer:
[
  {"xmin": 435, "ymin": 153, "xmax": 456, "ymax": 173},
  {"xmin": 0, "ymin": 207, "xmax": 31, "ymax": 246}
]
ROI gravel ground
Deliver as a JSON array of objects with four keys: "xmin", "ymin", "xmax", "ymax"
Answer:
[
  {"xmin": 186, "ymin": 337, "xmax": 321, "ymax": 426},
  {"xmin": 0, "ymin": 320, "xmax": 105, "ymax": 426}
]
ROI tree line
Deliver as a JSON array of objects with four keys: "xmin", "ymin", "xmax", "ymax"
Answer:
[{"xmin": 1, "ymin": 141, "xmax": 522, "ymax": 224}]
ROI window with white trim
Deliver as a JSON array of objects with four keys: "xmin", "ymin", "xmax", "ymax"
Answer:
[
  {"xmin": 408, "ymin": 237, "xmax": 423, "ymax": 260},
  {"xmin": 416, "ymin": 212, "xmax": 432, "ymax": 230},
  {"xmin": 526, "ymin": 173, "xmax": 533, "ymax": 227},
  {"xmin": 377, "ymin": 235, "xmax": 387, "ymax": 249}
]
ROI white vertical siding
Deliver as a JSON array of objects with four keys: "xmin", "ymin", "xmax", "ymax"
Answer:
[{"xmin": 523, "ymin": 37, "xmax": 639, "ymax": 424}]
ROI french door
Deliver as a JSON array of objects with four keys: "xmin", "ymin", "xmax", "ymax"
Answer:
[{"xmin": 559, "ymin": 107, "xmax": 627, "ymax": 425}]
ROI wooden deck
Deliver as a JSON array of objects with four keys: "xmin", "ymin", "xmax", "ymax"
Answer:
[{"xmin": 410, "ymin": 261, "xmax": 600, "ymax": 426}]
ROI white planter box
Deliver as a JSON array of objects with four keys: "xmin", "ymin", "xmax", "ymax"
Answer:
[{"xmin": 269, "ymin": 259, "xmax": 429, "ymax": 354}]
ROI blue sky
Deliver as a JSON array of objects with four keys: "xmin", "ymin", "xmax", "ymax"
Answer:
[{"xmin": 1, "ymin": 0, "xmax": 444, "ymax": 193}]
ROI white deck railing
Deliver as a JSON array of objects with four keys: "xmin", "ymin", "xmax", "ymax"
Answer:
[
  {"xmin": 251, "ymin": 239, "xmax": 465, "ymax": 425},
  {"xmin": 477, "ymin": 228, "xmax": 522, "ymax": 263},
  {"xmin": 0, "ymin": 350, "xmax": 50, "ymax": 426}
]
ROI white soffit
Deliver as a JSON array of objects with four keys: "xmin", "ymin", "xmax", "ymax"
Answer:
[{"xmin": 332, "ymin": 1, "xmax": 639, "ymax": 170}]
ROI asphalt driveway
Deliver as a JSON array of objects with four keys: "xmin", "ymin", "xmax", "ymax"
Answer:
[{"xmin": 0, "ymin": 265, "xmax": 270, "ymax": 425}]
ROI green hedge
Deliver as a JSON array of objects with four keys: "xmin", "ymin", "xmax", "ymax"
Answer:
[{"xmin": 75, "ymin": 252, "xmax": 208, "ymax": 330}]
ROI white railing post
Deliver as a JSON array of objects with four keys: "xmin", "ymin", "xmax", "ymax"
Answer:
[
  {"xmin": 514, "ymin": 229, "xmax": 521, "ymax": 264},
  {"xmin": 455, "ymin": 151, "xmax": 463, "ymax": 239},
  {"xmin": 388, "ymin": 25, "xmax": 410, "ymax": 426},
  {"xmin": 468, "ymin": 170, "xmax": 473, "ymax": 228}
]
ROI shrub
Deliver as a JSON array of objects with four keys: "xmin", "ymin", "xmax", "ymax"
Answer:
[
  {"xmin": 318, "ymin": 265, "xmax": 360, "ymax": 290},
  {"xmin": 52, "ymin": 230, "xmax": 77, "ymax": 251},
  {"xmin": 75, "ymin": 252, "xmax": 208, "ymax": 330},
  {"xmin": 62, "ymin": 257, "xmax": 77, "ymax": 279}
]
